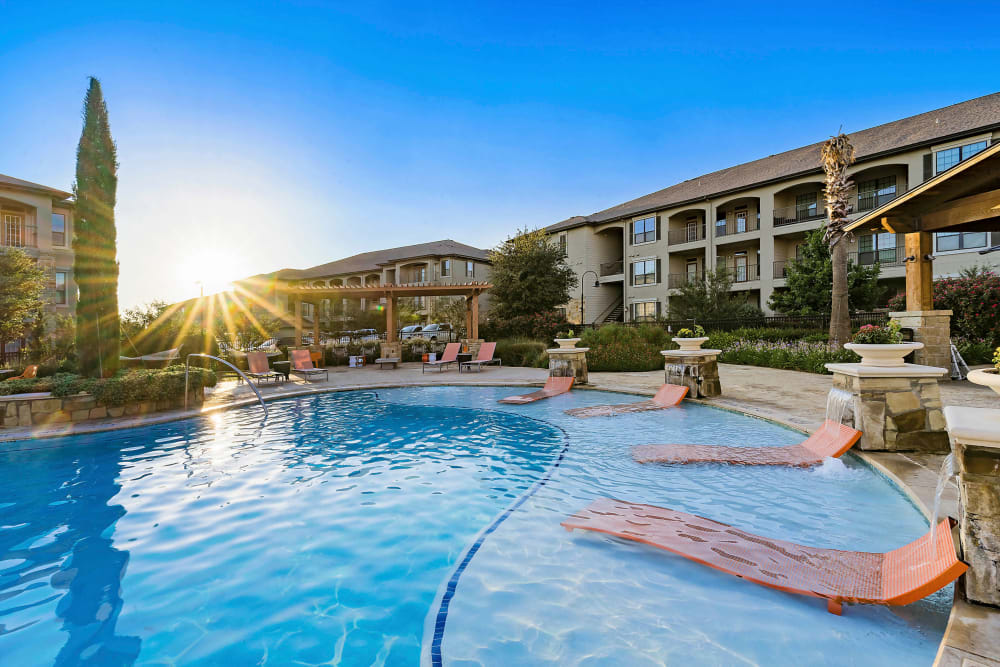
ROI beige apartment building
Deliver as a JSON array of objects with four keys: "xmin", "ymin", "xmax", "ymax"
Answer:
[
  {"xmin": 240, "ymin": 239, "xmax": 492, "ymax": 333},
  {"xmin": 546, "ymin": 93, "xmax": 1000, "ymax": 323},
  {"xmin": 0, "ymin": 174, "xmax": 76, "ymax": 318}
]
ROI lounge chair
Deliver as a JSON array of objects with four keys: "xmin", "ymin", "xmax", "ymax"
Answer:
[
  {"xmin": 5, "ymin": 365, "xmax": 38, "ymax": 381},
  {"xmin": 290, "ymin": 349, "xmax": 329, "ymax": 382},
  {"xmin": 498, "ymin": 376, "xmax": 574, "ymax": 404},
  {"xmin": 459, "ymin": 342, "xmax": 501, "ymax": 373},
  {"xmin": 422, "ymin": 342, "xmax": 460, "ymax": 373},
  {"xmin": 246, "ymin": 351, "xmax": 285, "ymax": 385},
  {"xmin": 563, "ymin": 498, "xmax": 967, "ymax": 615},
  {"xmin": 632, "ymin": 419, "xmax": 862, "ymax": 467},
  {"xmin": 565, "ymin": 383, "xmax": 687, "ymax": 418}
]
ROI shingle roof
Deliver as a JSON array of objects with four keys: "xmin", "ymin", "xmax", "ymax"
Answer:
[
  {"xmin": 0, "ymin": 173, "xmax": 73, "ymax": 200},
  {"xmin": 272, "ymin": 239, "xmax": 491, "ymax": 280},
  {"xmin": 546, "ymin": 92, "xmax": 1000, "ymax": 232}
]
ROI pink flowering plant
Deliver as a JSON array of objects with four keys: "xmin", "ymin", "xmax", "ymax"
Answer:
[
  {"xmin": 850, "ymin": 321, "xmax": 903, "ymax": 345},
  {"xmin": 887, "ymin": 268, "xmax": 1000, "ymax": 343}
]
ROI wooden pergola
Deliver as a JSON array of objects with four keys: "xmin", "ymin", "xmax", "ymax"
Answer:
[
  {"xmin": 846, "ymin": 141, "xmax": 1000, "ymax": 309},
  {"xmin": 278, "ymin": 281, "xmax": 492, "ymax": 346}
]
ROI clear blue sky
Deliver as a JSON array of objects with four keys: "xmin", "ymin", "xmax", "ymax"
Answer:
[{"xmin": 2, "ymin": 1, "xmax": 997, "ymax": 307}]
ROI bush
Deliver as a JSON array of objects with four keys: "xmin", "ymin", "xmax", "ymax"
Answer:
[
  {"xmin": 580, "ymin": 324, "xmax": 671, "ymax": 372},
  {"xmin": 887, "ymin": 269, "xmax": 1000, "ymax": 344},
  {"xmin": 0, "ymin": 366, "xmax": 217, "ymax": 405},
  {"xmin": 851, "ymin": 322, "xmax": 903, "ymax": 345},
  {"xmin": 955, "ymin": 337, "xmax": 996, "ymax": 365},
  {"xmin": 718, "ymin": 339, "xmax": 856, "ymax": 374},
  {"xmin": 481, "ymin": 310, "xmax": 569, "ymax": 343},
  {"xmin": 495, "ymin": 338, "xmax": 548, "ymax": 368}
]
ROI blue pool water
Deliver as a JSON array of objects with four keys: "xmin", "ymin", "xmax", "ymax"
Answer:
[{"xmin": 0, "ymin": 387, "xmax": 950, "ymax": 665}]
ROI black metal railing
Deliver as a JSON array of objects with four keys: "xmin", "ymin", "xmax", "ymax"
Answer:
[
  {"xmin": 667, "ymin": 272, "xmax": 704, "ymax": 289},
  {"xmin": 849, "ymin": 246, "xmax": 906, "ymax": 268},
  {"xmin": 599, "ymin": 259, "xmax": 624, "ymax": 276},
  {"xmin": 578, "ymin": 310, "xmax": 890, "ymax": 333},
  {"xmin": 714, "ymin": 213, "xmax": 760, "ymax": 237},
  {"xmin": 667, "ymin": 226, "xmax": 705, "ymax": 244},
  {"xmin": 773, "ymin": 260, "xmax": 789, "ymax": 279},
  {"xmin": 773, "ymin": 204, "xmax": 826, "ymax": 227},
  {"xmin": 717, "ymin": 263, "xmax": 759, "ymax": 283}
]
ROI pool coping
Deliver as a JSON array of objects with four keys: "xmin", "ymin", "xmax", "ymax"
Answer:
[{"xmin": 1, "ymin": 378, "xmax": 992, "ymax": 664}]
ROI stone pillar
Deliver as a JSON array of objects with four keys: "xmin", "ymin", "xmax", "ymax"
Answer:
[
  {"xmin": 889, "ymin": 310, "xmax": 952, "ymax": 370},
  {"xmin": 548, "ymin": 348, "xmax": 589, "ymax": 384},
  {"xmin": 660, "ymin": 349, "xmax": 722, "ymax": 398},
  {"xmin": 826, "ymin": 362, "xmax": 949, "ymax": 452},
  {"xmin": 379, "ymin": 341, "xmax": 402, "ymax": 360},
  {"xmin": 944, "ymin": 406, "xmax": 1000, "ymax": 606}
]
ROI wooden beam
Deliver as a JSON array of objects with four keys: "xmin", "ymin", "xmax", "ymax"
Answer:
[
  {"xmin": 294, "ymin": 297, "xmax": 303, "ymax": 347},
  {"xmin": 880, "ymin": 216, "xmax": 917, "ymax": 234},
  {"xmin": 312, "ymin": 302, "xmax": 320, "ymax": 347},
  {"xmin": 471, "ymin": 292, "xmax": 480, "ymax": 339},
  {"xmin": 904, "ymin": 232, "xmax": 933, "ymax": 311},
  {"xmin": 386, "ymin": 297, "xmax": 396, "ymax": 341},
  {"xmin": 919, "ymin": 188, "xmax": 1000, "ymax": 231},
  {"xmin": 465, "ymin": 296, "xmax": 473, "ymax": 338}
]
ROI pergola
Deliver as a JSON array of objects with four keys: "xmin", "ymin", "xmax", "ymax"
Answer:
[
  {"xmin": 846, "ymin": 141, "xmax": 1000, "ymax": 310},
  {"xmin": 278, "ymin": 281, "xmax": 492, "ymax": 346}
]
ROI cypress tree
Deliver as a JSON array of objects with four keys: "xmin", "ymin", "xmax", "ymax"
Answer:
[{"xmin": 73, "ymin": 77, "xmax": 120, "ymax": 377}]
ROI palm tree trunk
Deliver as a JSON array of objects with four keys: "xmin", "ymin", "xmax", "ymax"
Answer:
[{"xmin": 829, "ymin": 240, "xmax": 851, "ymax": 347}]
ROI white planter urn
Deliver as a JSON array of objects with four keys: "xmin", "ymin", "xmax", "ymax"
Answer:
[
  {"xmin": 554, "ymin": 338, "xmax": 582, "ymax": 350},
  {"xmin": 672, "ymin": 336, "xmax": 709, "ymax": 352},
  {"xmin": 968, "ymin": 368, "xmax": 1000, "ymax": 396},
  {"xmin": 843, "ymin": 342, "xmax": 923, "ymax": 367}
]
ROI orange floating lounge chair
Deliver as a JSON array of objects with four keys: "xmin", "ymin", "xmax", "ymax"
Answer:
[
  {"xmin": 562, "ymin": 498, "xmax": 967, "ymax": 615},
  {"xmin": 499, "ymin": 376, "xmax": 574, "ymax": 404},
  {"xmin": 632, "ymin": 419, "xmax": 862, "ymax": 467},
  {"xmin": 565, "ymin": 383, "xmax": 688, "ymax": 418},
  {"xmin": 5, "ymin": 365, "xmax": 38, "ymax": 381}
]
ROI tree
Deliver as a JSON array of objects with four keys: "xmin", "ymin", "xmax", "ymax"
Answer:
[
  {"xmin": 73, "ymin": 77, "xmax": 120, "ymax": 377},
  {"xmin": 0, "ymin": 248, "xmax": 47, "ymax": 364},
  {"xmin": 488, "ymin": 228, "xmax": 578, "ymax": 320},
  {"xmin": 821, "ymin": 132, "xmax": 855, "ymax": 347},
  {"xmin": 769, "ymin": 227, "xmax": 885, "ymax": 315},
  {"xmin": 668, "ymin": 269, "xmax": 765, "ymax": 321}
]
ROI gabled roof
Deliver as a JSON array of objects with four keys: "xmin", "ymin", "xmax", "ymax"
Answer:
[
  {"xmin": 0, "ymin": 173, "xmax": 73, "ymax": 201},
  {"xmin": 265, "ymin": 239, "xmax": 491, "ymax": 280},
  {"xmin": 546, "ymin": 92, "xmax": 1000, "ymax": 233}
]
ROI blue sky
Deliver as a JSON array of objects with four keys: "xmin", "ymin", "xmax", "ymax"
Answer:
[{"xmin": 2, "ymin": 1, "xmax": 998, "ymax": 307}]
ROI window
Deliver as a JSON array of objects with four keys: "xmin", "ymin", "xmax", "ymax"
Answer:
[
  {"xmin": 51, "ymin": 213, "xmax": 66, "ymax": 246},
  {"xmin": 632, "ymin": 259, "xmax": 657, "ymax": 286},
  {"xmin": 632, "ymin": 301, "xmax": 658, "ymax": 321},
  {"xmin": 558, "ymin": 234, "xmax": 567, "ymax": 255},
  {"xmin": 686, "ymin": 260, "xmax": 698, "ymax": 282},
  {"xmin": 795, "ymin": 193, "xmax": 818, "ymax": 220},
  {"xmin": 936, "ymin": 140, "xmax": 988, "ymax": 174},
  {"xmin": 54, "ymin": 271, "xmax": 67, "ymax": 305},
  {"xmin": 857, "ymin": 176, "xmax": 897, "ymax": 211},
  {"xmin": 466, "ymin": 261, "xmax": 474, "ymax": 277},
  {"xmin": 685, "ymin": 216, "xmax": 699, "ymax": 242},
  {"xmin": 734, "ymin": 208, "xmax": 748, "ymax": 233},
  {"xmin": 935, "ymin": 232, "xmax": 988, "ymax": 252},
  {"xmin": 632, "ymin": 216, "xmax": 656, "ymax": 244},
  {"xmin": 858, "ymin": 232, "xmax": 897, "ymax": 264},
  {"xmin": 441, "ymin": 260, "xmax": 451, "ymax": 277}
]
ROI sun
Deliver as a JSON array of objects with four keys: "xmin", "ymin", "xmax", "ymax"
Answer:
[{"xmin": 177, "ymin": 251, "xmax": 243, "ymax": 298}]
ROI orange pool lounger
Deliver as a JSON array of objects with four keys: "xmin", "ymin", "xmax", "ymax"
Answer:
[
  {"xmin": 562, "ymin": 498, "xmax": 967, "ymax": 615},
  {"xmin": 632, "ymin": 419, "xmax": 862, "ymax": 467},
  {"xmin": 564, "ymin": 383, "xmax": 688, "ymax": 418},
  {"xmin": 499, "ymin": 376, "xmax": 574, "ymax": 404}
]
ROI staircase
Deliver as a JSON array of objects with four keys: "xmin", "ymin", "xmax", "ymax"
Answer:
[{"xmin": 595, "ymin": 298, "xmax": 625, "ymax": 324}]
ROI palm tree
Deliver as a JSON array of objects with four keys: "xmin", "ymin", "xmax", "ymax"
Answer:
[{"xmin": 821, "ymin": 132, "xmax": 855, "ymax": 348}]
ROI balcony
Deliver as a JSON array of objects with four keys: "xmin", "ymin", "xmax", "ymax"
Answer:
[
  {"xmin": 718, "ymin": 263, "xmax": 760, "ymax": 283},
  {"xmin": 668, "ymin": 272, "xmax": 704, "ymax": 289},
  {"xmin": 849, "ymin": 246, "xmax": 906, "ymax": 268},
  {"xmin": 714, "ymin": 213, "xmax": 759, "ymax": 238},
  {"xmin": 773, "ymin": 204, "xmax": 825, "ymax": 227},
  {"xmin": 1, "ymin": 219, "xmax": 37, "ymax": 248},
  {"xmin": 850, "ymin": 185, "xmax": 906, "ymax": 214},
  {"xmin": 600, "ymin": 259, "xmax": 624, "ymax": 277},
  {"xmin": 667, "ymin": 225, "xmax": 706, "ymax": 244},
  {"xmin": 773, "ymin": 260, "xmax": 789, "ymax": 279}
]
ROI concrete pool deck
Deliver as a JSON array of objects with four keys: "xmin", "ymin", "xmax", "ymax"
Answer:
[{"xmin": 2, "ymin": 361, "xmax": 997, "ymax": 664}]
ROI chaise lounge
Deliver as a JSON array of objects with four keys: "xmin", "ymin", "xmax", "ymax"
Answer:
[
  {"xmin": 246, "ymin": 350, "xmax": 286, "ymax": 385},
  {"xmin": 459, "ymin": 342, "xmax": 501, "ymax": 372},
  {"xmin": 290, "ymin": 349, "xmax": 329, "ymax": 382},
  {"xmin": 422, "ymin": 342, "xmax": 460, "ymax": 373}
]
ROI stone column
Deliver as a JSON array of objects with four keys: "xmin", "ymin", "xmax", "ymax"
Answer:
[
  {"xmin": 826, "ymin": 362, "xmax": 949, "ymax": 452},
  {"xmin": 660, "ymin": 349, "xmax": 722, "ymax": 398},
  {"xmin": 944, "ymin": 406, "xmax": 1000, "ymax": 606},
  {"xmin": 889, "ymin": 310, "xmax": 952, "ymax": 370},
  {"xmin": 548, "ymin": 348, "xmax": 589, "ymax": 384}
]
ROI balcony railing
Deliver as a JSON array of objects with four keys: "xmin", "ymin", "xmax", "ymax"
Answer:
[
  {"xmin": 773, "ymin": 204, "xmax": 826, "ymax": 227},
  {"xmin": 667, "ymin": 272, "xmax": 704, "ymax": 289},
  {"xmin": 1, "ymin": 219, "xmax": 37, "ymax": 248},
  {"xmin": 717, "ymin": 263, "xmax": 760, "ymax": 283},
  {"xmin": 849, "ymin": 246, "xmax": 906, "ymax": 268},
  {"xmin": 599, "ymin": 259, "xmax": 624, "ymax": 276},
  {"xmin": 714, "ymin": 213, "xmax": 759, "ymax": 238},
  {"xmin": 851, "ymin": 185, "xmax": 907, "ymax": 214},
  {"xmin": 667, "ymin": 225, "xmax": 706, "ymax": 244},
  {"xmin": 773, "ymin": 260, "xmax": 789, "ymax": 279}
]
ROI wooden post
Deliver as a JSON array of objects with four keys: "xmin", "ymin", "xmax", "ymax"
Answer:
[
  {"xmin": 312, "ymin": 302, "xmax": 320, "ymax": 346},
  {"xmin": 294, "ymin": 296, "xmax": 303, "ymax": 347},
  {"xmin": 905, "ymin": 232, "xmax": 933, "ymax": 311},
  {"xmin": 465, "ymin": 296, "xmax": 473, "ymax": 338},
  {"xmin": 471, "ymin": 292, "xmax": 480, "ymax": 339},
  {"xmin": 386, "ymin": 295, "xmax": 396, "ymax": 341}
]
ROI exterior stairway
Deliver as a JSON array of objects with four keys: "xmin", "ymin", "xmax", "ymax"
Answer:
[{"xmin": 598, "ymin": 300, "xmax": 625, "ymax": 323}]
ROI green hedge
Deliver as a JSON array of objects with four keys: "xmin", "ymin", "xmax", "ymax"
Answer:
[
  {"xmin": 581, "ymin": 324, "xmax": 669, "ymax": 372},
  {"xmin": 0, "ymin": 366, "xmax": 217, "ymax": 406},
  {"xmin": 495, "ymin": 338, "xmax": 548, "ymax": 368}
]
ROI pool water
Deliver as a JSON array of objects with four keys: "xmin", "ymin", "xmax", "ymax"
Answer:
[{"xmin": 0, "ymin": 387, "xmax": 950, "ymax": 665}]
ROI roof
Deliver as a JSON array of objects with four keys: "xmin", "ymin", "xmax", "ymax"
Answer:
[
  {"xmin": 546, "ymin": 92, "xmax": 1000, "ymax": 233},
  {"xmin": 0, "ymin": 173, "xmax": 73, "ymax": 201},
  {"xmin": 269, "ymin": 239, "xmax": 491, "ymax": 280}
]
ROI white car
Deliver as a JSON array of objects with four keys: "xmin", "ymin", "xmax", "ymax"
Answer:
[
  {"xmin": 420, "ymin": 323, "xmax": 456, "ymax": 342},
  {"xmin": 399, "ymin": 325, "xmax": 424, "ymax": 340}
]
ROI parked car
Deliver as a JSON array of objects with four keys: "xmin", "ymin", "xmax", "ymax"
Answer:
[
  {"xmin": 420, "ymin": 323, "xmax": 456, "ymax": 342},
  {"xmin": 399, "ymin": 325, "xmax": 424, "ymax": 340}
]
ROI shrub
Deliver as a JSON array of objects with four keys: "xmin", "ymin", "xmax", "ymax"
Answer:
[
  {"xmin": 954, "ymin": 338, "xmax": 995, "ymax": 365},
  {"xmin": 495, "ymin": 338, "xmax": 548, "ymax": 368},
  {"xmin": 581, "ymin": 324, "xmax": 670, "ymax": 372},
  {"xmin": 0, "ymin": 367, "xmax": 216, "ymax": 405},
  {"xmin": 851, "ymin": 322, "xmax": 903, "ymax": 345},
  {"xmin": 675, "ymin": 324, "xmax": 706, "ymax": 338},
  {"xmin": 887, "ymin": 270, "xmax": 1000, "ymax": 344},
  {"xmin": 718, "ymin": 339, "xmax": 856, "ymax": 374},
  {"xmin": 481, "ymin": 310, "xmax": 569, "ymax": 343}
]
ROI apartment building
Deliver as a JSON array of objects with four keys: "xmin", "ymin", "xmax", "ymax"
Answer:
[
  {"xmin": 239, "ymin": 239, "xmax": 492, "ymax": 332},
  {"xmin": 0, "ymin": 174, "xmax": 76, "ymax": 318},
  {"xmin": 546, "ymin": 93, "xmax": 1000, "ymax": 323}
]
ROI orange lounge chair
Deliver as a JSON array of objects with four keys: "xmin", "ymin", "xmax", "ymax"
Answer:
[
  {"xmin": 459, "ymin": 342, "xmax": 501, "ymax": 372},
  {"xmin": 422, "ymin": 343, "xmax": 461, "ymax": 373},
  {"xmin": 562, "ymin": 497, "xmax": 967, "ymax": 615},
  {"xmin": 6, "ymin": 365, "xmax": 38, "ymax": 381},
  {"xmin": 498, "ymin": 376, "xmax": 574, "ymax": 404},
  {"xmin": 246, "ymin": 350, "xmax": 285, "ymax": 384},
  {"xmin": 290, "ymin": 349, "xmax": 329, "ymax": 382},
  {"xmin": 565, "ymin": 383, "xmax": 688, "ymax": 418},
  {"xmin": 632, "ymin": 419, "xmax": 862, "ymax": 467}
]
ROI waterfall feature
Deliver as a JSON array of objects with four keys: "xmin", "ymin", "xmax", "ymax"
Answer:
[
  {"xmin": 928, "ymin": 453, "xmax": 956, "ymax": 554},
  {"xmin": 825, "ymin": 387, "xmax": 854, "ymax": 425}
]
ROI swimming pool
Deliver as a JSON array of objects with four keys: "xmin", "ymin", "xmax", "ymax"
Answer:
[{"xmin": 0, "ymin": 387, "xmax": 950, "ymax": 665}]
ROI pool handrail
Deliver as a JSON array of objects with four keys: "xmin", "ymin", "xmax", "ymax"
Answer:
[{"xmin": 185, "ymin": 353, "xmax": 268, "ymax": 423}]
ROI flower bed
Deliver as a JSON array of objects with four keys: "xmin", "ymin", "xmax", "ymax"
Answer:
[{"xmin": 717, "ymin": 339, "xmax": 856, "ymax": 374}]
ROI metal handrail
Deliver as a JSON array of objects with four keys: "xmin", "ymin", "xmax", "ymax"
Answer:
[{"xmin": 185, "ymin": 353, "xmax": 268, "ymax": 423}]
